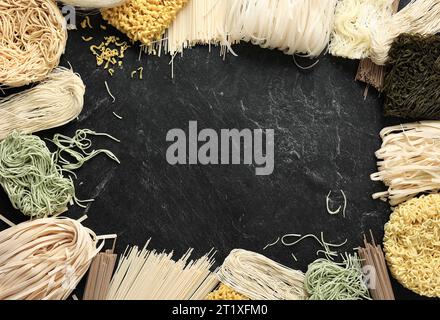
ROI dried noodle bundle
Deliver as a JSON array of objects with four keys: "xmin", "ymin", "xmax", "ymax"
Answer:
[
  {"xmin": 384, "ymin": 194, "xmax": 440, "ymax": 298},
  {"xmin": 330, "ymin": 0, "xmax": 395, "ymax": 60},
  {"xmin": 370, "ymin": 0, "xmax": 440, "ymax": 65},
  {"xmin": 0, "ymin": 0, "xmax": 67, "ymax": 87},
  {"xmin": 371, "ymin": 121, "xmax": 440, "ymax": 206},
  {"xmin": 383, "ymin": 34, "xmax": 440, "ymax": 119},
  {"xmin": 0, "ymin": 68, "xmax": 85, "ymax": 141},
  {"xmin": 0, "ymin": 218, "xmax": 102, "ymax": 300},
  {"xmin": 217, "ymin": 249, "xmax": 307, "ymax": 300}
]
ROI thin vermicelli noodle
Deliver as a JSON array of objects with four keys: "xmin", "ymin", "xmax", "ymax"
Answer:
[
  {"xmin": 217, "ymin": 249, "xmax": 307, "ymax": 300},
  {"xmin": 0, "ymin": 68, "xmax": 85, "ymax": 141},
  {"xmin": 370, "ymin": 0, "xmax": 440, "ymax": 65},
  {"xmin": 0, "ymin": 218, "xmax": 102, "ymax": 300},
  {"xmin": 371, "ymin": 121, "xmax": 440, "ymax": 206},
  {"xmin": 0, "ymin": 0, "xmax": 67, "ymax": 87}
]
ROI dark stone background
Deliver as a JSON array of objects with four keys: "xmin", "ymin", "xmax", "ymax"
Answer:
[{"xmin": 0, "ymin": 1, "xmax": 427, "ymax": 300}]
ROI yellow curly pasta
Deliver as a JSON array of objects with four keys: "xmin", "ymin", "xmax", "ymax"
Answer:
[
  {"xmin": 207, "ymin": 284, "xmax": 249, "ymax": 300},
  {"xmin": 384, "ymin": 194, "xmax": 440, "ymax": 298}
]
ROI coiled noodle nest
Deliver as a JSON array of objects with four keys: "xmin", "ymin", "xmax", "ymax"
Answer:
[{"xmin": 0, "ymin": 0, "xmax": 67, "ymax": 88}]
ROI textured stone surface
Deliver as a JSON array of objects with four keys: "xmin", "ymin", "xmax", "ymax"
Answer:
[{"xmin": 0, "ymin": 5, "xmax": 422, "ymax": 299}]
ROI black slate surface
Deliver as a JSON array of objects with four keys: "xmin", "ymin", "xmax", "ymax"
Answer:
[{"xmin": 0, "ymin": 2, "xmax": 426, "ymax": 300}]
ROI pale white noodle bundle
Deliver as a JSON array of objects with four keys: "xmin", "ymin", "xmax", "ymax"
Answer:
[
  {"xmin": 58, "ymin": 0, "xmax": 127, "ymax": 8},
  {"xmin": 0, "ymin": 218, "xmax": 102, "ymax": 300},
  {"xmin": 224, "ymin": 0, "xmax": 337, "ymax": 57},
  {"xmin": 329, "ymin": 0, "xmax": 395, "ymax": 59},
  {"xmin": 371, "ymin": 0, "xmax": 440, "ymax": 65},
  {"xmin": 106, "ymin": 243, "xmax": 219, "ymax": 300},
  {"xmin": 371, "ymin": 121, "xmax": 440, "ymax": 206},
  {"xmin": 0, "ymin": 67, "xmax": 85, "ymax": 141},
  {"xmin": 217, "ymin": 249, "xmax": 307, "ymax": 300},
  {"xmin": 0, "ymin": 0, "xmax": 67, "ymax": 88}
]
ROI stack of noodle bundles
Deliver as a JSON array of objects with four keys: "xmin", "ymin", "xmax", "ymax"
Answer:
[
  {"xmin": 384, "ymin": 194, "xmax": 440, "ymax": 298},
  {"xmin": 371, "ymin": 121, "xmax": 440, "ymax": 206}
]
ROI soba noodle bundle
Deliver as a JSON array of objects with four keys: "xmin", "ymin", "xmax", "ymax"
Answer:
[
  {"xmin": 0, "ymin": 68, "xmax": 85, "ymax": 141},
  {"xmin": 0, "ymin": 217, "xmax": 102, "ymax": 300},
  {"xmin": 0, "ymin": 0, "xmax": 67, "ymax": 87}
]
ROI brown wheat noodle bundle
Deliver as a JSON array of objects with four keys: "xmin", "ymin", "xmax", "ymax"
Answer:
[
  {"xmin": 0, "ymin": 217, "xmax": 110, "ymax": 300},
  {"xmin": 0, "ymin": 67, "xmax": 85, "ymax": 141},
  {"xmin": 0, "ymin": 0, "xmax": 67, "ymax": 88}
]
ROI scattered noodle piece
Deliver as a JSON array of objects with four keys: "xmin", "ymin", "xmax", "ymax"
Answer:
[
  {"xmin": 105, "ymin": 81, "xmax": 116, "ymax": 102},
  {"xmin": 207, "ymin": 284, "xmax": 249, "ymax": 300},
  {"xmin": 384, "ymin": 194, "xmax": 440, "ymax": 298},
  {"xmin": 82, "ymin": 36, "xmax": 93, "ymax": 42},
  {"xmin": 81, "ymin": 16, "xmax": 93, "ymax": 29}
]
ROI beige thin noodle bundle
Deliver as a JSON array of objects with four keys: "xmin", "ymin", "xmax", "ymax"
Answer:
[
  {"xmin": 371, "ymin": 121, "xmax": 440, "ymax": 206},
  {"xmin": 83, "ymin": 250, "xmax": 117, "ymax": 300},
  {"xmin": 384, "ymin": 194, "xmax": 440, "ymax": 298},
  {"xmin": 217, "ymin": 249, "xmax": 307, "ymax": 300},
  {"xmin": 106, "ymin": 241, "xmax": 219, "ymax": 300},
  {"xmin": 152, "ymin": 0, "xmax": 336, "ymax": 58},
  {"xmin": 0, "ymin": 217, "xmax": 103, "ymax": 300},
  {"xmin": 58, "ymin": 0, "xmax": 127, "ymax": 8},
  {"xmin": 0, "ymin": 0, "xmax": 67, "ymax": 88},
  {"xmin": 329, "ymin": 0, "xmax": 395, "ymax": 60},
  {"xmin": 370, "ymin": 0, "xmax": 440, "ymax": 65},
  {"xmin": 0, "ymin": 68, "xmax": 85, "ymax": 141},
  {"xmin": 224, "ymin": 0, "xmax": 337, "ymax": 58}
]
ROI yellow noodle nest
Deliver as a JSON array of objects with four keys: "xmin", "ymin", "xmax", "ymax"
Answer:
[
  {"xmin": 101, "ymin": 0, "xmax": 188, "ymax": 45},
  {"xmin": 207, "ymin": 284, "xmax": 249, "ymax": 301},
  {"xmin": 0, "ymin": 0, "xmax": 67, "ymax": 88},
  {"xmin": 384, "ymin": 194, "xmax": 440, "ymax": 298}
]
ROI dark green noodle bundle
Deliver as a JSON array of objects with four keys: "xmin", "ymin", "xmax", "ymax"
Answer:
[{"xmin": 384, "ymin": 34, "xmax": 440, "ymax": 119}]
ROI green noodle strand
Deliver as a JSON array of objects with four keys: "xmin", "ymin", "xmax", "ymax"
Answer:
[
  {"xmin": 0, "ymin": 131, "xmax": 75, "ymax": 218},
  {"xmin": 384, "ymin": 34, "xmax": 440, "ymax": 119},
  {"xmin": 305, "ymin": 253, "xmax": 371, "ymax": 300},
  {"xmin": 50, "ymin": 129, "xmax": 120, "ymax": 170}
]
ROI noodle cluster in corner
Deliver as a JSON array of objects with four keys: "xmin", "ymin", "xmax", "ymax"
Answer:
[{"xmin": 0, "ymin": 0, "xmax": 439, "ymax": 301}]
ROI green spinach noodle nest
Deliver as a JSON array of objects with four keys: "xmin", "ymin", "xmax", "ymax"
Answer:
[{"xmin": 0, "ymin": 131, "xmax": 75, "ymax": 218}]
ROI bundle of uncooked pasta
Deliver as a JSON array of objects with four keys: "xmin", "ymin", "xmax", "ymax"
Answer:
[
  {"xmin": 217, "ymin": 249, "xmax": 307, "ymax": 300},
  {"xmin": 106, "ymin": 242, "xmax": 219, "ymax": 300},
  {"xmin": 149, "ymin": 0, "xmax": 337, "ymax": 58},
  {"xmin": 370, "ymin": 0, "xmax": 440, "ymax": 65},
  {"xmin": 0, "ymin": 0, "xmax": 67, "ymax": 87},
  {"xmin": 0, "ymin": 68, "xmax": 85, "ymax": 141},
  {"xmin": 384, "ymin": 194, "xmax": 440, "ymax": 298},
  {"xmin": 329, "ymin": 0, "xmax": 395, "ymax": 60},
  {"xmin": 0, "ymin": 217, "xmax": 102, "ymax": 300},
  {"xmin": 371, "ymin": 121, "xmax": 440, "ymax": 206}
]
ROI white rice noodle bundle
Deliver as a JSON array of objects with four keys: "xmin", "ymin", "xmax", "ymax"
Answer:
[
  {"xmin": 370, "ymin": 0, "xmax": 440, "ymax": 65},
  {"xmin": 224, "ymin": 0, "xmax": 337, "ymax": 57}
]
